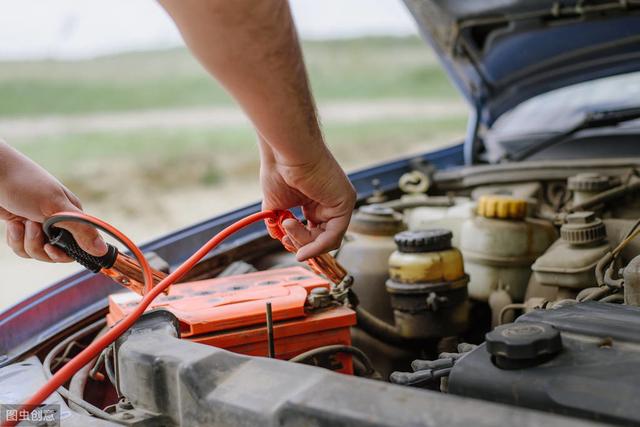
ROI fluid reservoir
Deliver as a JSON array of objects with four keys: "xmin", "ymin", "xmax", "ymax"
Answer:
[
  {"xmin": 385, "ymin": 229, "xmax": 469, "ymax": 339},
  {"xmin": 404, "ymin": 198, "xmax": 475, "ymax": 248},
  {"xmin": 461, "ymin": 195, "xmax": 556, "ymax": 302},
  {"xmin": 392, "ymin": 170, "xmax": 474, "ymax": 247},
  {"xmin": 337, "ymin": 204, "xmax": 404, "ymax": 323},
  {"xmin": 532, "ymin": 211, "xmax": 610, "ymax": 298}
]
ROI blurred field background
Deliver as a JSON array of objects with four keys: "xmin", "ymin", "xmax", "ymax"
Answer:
[{"xmin": 0, "ymin": 36, "xmax": 466, "ymax": 309}]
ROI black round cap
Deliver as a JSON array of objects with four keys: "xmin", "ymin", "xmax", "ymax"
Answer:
[
  {"xmin": 394, "ymin": 229, "xmax": 452, "ymax": 253},
  {"xmin": 486, "ymin": 322, "xmax": 562, "ymax": 362}
]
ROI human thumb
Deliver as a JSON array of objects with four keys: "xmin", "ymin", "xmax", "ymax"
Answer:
[{"xmin": 48, "ymin": 206, "xmax": 108, "ymax": 257}]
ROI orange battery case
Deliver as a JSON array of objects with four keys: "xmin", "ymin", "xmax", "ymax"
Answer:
[{"xmin": 107, "ymin": 267, "xmax": 356, "ymax": 374}]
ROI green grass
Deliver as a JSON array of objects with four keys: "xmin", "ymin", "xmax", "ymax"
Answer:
[
  {"xmin": 0, "ymin": 36, "xmax": 457, "ymax": 117},
  {"xmin": 1, "ymin": 36, "xmax": 466, "ymax": 202},
  {"xmin": 13, "ymin": 115, "xmax": 466, "ymax": 172},
  {"xmin": 11, "ymin": 115, "xmax": 466, "ymax": 201}
]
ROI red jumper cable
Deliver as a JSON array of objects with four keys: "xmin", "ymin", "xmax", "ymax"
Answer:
[{"xmin": 10, "ymin": 209, "xmax": 348, "ymax": 426}]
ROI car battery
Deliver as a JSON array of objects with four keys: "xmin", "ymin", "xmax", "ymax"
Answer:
[{"xmin": 107, "ymin": 266, "xmax": 356, "ymax": 374}]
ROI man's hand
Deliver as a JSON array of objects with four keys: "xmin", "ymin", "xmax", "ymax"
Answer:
[
  {"xmin": 260, "ymin": 142, "xmax": 356, "ymax": 260},
  {"xmin": 0, "ymin": 141, "xmax": 107, "ymax": 262},
  {"xmin": 160, "ymin": 0, "xmax": 357, "ymax": 260}
]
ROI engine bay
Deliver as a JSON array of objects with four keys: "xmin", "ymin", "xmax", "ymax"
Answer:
[{"xmin": 3, "ymin": 159, "xmax": 640, "ymax": 426}]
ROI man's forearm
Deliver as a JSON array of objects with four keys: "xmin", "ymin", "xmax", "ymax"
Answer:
[{"xmin": 158, "ymin": 0, "xmax": 326, "ymax": 165}]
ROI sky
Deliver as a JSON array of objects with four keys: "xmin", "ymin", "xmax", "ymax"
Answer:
[{"xmin": 0, "ymin": 0, "xmax": 419, "ymax": 60}]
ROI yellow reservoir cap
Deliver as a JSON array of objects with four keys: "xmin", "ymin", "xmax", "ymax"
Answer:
[{"xmin": 477, "ymin": 195, "xmax": 527, "ymax": 220}]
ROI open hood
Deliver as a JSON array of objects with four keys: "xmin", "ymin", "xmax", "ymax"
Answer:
[{"xmin": 404, "ymin": 0, "xmax": 640, "ymax": 126}]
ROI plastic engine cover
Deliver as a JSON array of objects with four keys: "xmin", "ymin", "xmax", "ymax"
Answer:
[{"xmin": 448, "ymin": 302, "xmax": 640, "ymax": 425}]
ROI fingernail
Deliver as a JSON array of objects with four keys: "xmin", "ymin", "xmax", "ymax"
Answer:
[
  {"xmin": 92, "ymin": 237, "xmax": 108, "ymax": 254},
  {"xmin": 8, "ymin": 223, "xmax": 21, "ymax": 241}
]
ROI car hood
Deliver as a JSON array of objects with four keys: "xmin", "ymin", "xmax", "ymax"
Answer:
[{"xmin": 403, "ymin": 0, "xmax": 640, "ymax": 126}]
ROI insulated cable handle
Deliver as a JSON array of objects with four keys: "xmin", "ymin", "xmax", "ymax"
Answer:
[{"xmin": 45, "ymin": 226, "xmax": 118, "ymax": 273}]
